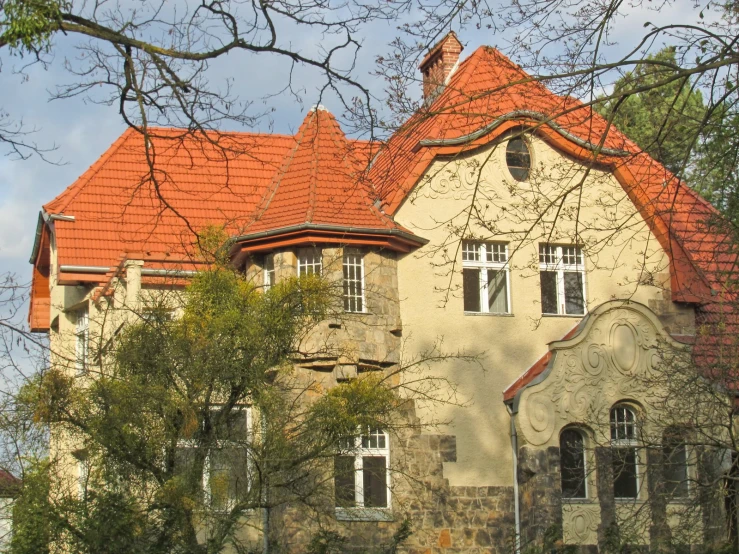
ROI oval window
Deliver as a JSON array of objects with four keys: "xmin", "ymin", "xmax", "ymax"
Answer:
[{"xmin": 506, "ymin": 137, "xmax": 531, "ymax": 181}]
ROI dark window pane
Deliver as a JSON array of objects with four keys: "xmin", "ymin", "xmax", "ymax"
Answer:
[
  {"xmin": 362, "ymin": 456, "xmax": 388, "ymax": 508},
  {"xmin": 664, "ymin": 442, "xmax": 689, "ymax": 498},
  {"xmin": 174, "ymin": 446, "xmax": 203, "ymax": 500},
  {"xmin": 213, "ymin": 409, "xmax": 248, "ymax": 441},
  {"xmin": 463, "ymin": 268, "xmax": 481, "ymax": 312},
  {"xmin": 335, "ymin": 456, "xmax": 356, "ymax": 507},
  {"xmin": 210, "ymin": 447, "xmax": 248, "ymax": 510},
  {"xmin": 487, "ymin": 270, "xmax": 508, "ymax": 313},
  {"xmin": 613, "ymin": 448, "xmax": 639, "ymax": 499},
  {"xmin": 540, "ymin": 271, "xmax": 558, "ymax": 314},
  {"xmin": 560, "ymin": 430, "xmax": 586, "ymax": 498},
  {"xmin": 564, "ymin": 272, "xmax": 585, "ymax": 314},
  {"xmin": 506, "ymin": 138, "xmax": 531, "ymax": 181}
]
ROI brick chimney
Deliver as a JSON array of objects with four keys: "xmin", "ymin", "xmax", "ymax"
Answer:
[{"xmin": 419, "ymin": 31, "xmax": 463, "ymax": 101}]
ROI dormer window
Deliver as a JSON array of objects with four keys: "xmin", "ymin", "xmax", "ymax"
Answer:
[{"xmin": 506, "ymin": 137, "xmax": 531, "ymax": 181}]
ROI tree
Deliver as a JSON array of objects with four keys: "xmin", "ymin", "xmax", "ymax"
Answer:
[
  {"xmin": 9, "ymin": 234, "xmax": 470, "ymax": 553},
  {"xmin": 595, "ymin": 47, "xmax": 707, "ymax": 178}
]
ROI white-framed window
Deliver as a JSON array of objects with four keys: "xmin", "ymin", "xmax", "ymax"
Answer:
[
  {"xmin": 539, "ymin": 244, "xmax": 586, "ymax": 315},
  {"xmin": 75, "ymin": 306, "xmax": 89, "ymax": 374},
  {"xmin": 335, "ymin": 428, "xmax": 390, "ymax": 517},
  {"xmin": 343, "ymin": 250, "xmax": 365, "ymax": 313},
  {"xmin": 297, "ymin": 248, "xmax": 322, "ymax": 276},
  {"xmin": 263, "ymin": 255, "xmax": 275, "ymax": 291},
  {"xmin": 462, "ymin": 241, "xmax": 510, "ymax": 314},
  {"xmin": 176, "ymin": 406, "xmax": 251, "ymax": 511},
  {"xmin": 610, "ymin": 405, "xmax": 640, "ymax": 500},
  {"xmin": 560, "ymin": 428, "xmax": 587, "ymax": 499}
]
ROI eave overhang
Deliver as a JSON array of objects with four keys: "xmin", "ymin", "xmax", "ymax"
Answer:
[{"xmin": 230, "ymin": 223, "xmax": 428, "ymax": 260}]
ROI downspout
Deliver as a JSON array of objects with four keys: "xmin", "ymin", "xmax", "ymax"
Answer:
[
  {"xmin": 262, "ymin": 412, "xmax": 269, "ymax": 554},
  {"xmin": 508, "ymin": 404, "xmax": 522, "ymax": 554}
]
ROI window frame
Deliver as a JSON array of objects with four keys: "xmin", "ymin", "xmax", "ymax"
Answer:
[
  {"xmin": 461, "ymin": 241, "xmax": 511, "ymax": 315},
  {"xmin": 539, "ymin": 244, "xmax": 587, "ymax": 316},
  {"xmin": 335, "ymin": 428, "xmax": 392, "ymax": 521},
  {"xmin": 662, "ymin": 428, "xmax": 690, "ymax": 500},
  {"xmin": 560, "ymin": 427, "xmax": 588, "ymax": 500},
  {"xmin": 297, "ymin": 248, "xmax": 322, "ymax": 277},
  {"xmin": 75, "ymin": 306, "xmax": 89, "ymax": 375},
  {"xmin": 343, "ymin": 250, "xmax": 366, "ymax": 313},
  {"xmin": 610, "ymin": 405, "xmax": 641, "ymax": 500},
  {"xmin": 505, "ymin": 136, "xmax": 532, "ymax": 182},
  {"xmin": 263, "ymin": 255, "xmax": 275, "ymax": 291},
  {"xmin": 175, "ymin": 406, "xmax": 252, "ymax": 512}
]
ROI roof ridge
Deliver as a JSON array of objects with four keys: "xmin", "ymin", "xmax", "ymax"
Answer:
[
  {"xmin": 249, "ymin": 131, "xmax": 303, "ymax": 225},
  {"xmin": 306, "ymin": 111, "xmax": 321, "ymax": 223},
  {"xmin": 44, "ymin": 127, "xmax": 137, "ymax": 214}
]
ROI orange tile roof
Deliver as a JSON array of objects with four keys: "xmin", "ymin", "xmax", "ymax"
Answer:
[
  {"xmin": 43, "ymin": 127, "xmax": 298, "ymax": 269},
  {"xmin": 240, "ymin": 107, "xmax": 397, "ymax": 234},
  {"xmin": 31, "ymin": 42, "xmax": 737, "ymax": 338},
  {"xmin": 368, "ymin": 45, "xmax": 733, "ymax": 304}
]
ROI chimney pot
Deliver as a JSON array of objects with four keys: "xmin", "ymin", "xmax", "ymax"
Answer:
[{"xmin": 419, "ymin": 31, "xmax": 463, "ymax": 102}]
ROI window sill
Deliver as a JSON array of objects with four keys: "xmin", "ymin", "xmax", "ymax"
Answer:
[
  {"xmin": 335, "ymin": 507, "xmax": 393, "ymax": 522},
  {"xmin": 463, "ymin": 311, "xmax": 514, "ymax": 317},
  {"xmin": 541, "ymin": 313, "xmax": 586, "ymax": 318},
  {"xmin": 614, "ymin": 497, "xmax": 642, "ymax": 503},
  {"xmin": 562, "ymin": 497, "xmax": 593, "ymax": 504}
]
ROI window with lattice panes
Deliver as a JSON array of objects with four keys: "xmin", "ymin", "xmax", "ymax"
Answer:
[
  {"xmin": 539, "ymin": 244, "xmax": 586, "ymax": 315},
  {"xmin": 610, "ymin": 405, "xmax": 639, "ymax": 499},
  {"xmin": 335, "ymin": 428, "xmax": 390, "ymax": 512},
  {"xmin": 263, "ymin": 255, "xmax": 275, "ymax": 291},
  {"xmin": 297, "ymin": 248, "xmax": 322, "ymax": 276},
  {"xmin": 343, "ymin": 250, "xmax": 365, "ymax": 313},
  {"xmin": 462, "ymin": 241, "xmax": 510, "ymax": 314}
]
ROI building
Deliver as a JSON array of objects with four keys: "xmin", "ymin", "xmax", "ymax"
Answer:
[{"xmin": 28, "ymin": 32, "xmax": 737, "ymax": 553}]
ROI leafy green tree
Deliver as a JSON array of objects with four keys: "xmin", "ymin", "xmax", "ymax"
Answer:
[
  {"xmin": 11, "ymin": 239, "xmax": 430, "ymax": 553},
  {"xmin": 596, "ymin": 47, "xmax": 708, "ymax": 178}
]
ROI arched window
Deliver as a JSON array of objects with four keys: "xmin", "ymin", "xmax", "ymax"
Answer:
[
  {"xmin": 506, "ymin": 137, "xmax": 531, "ymax": 181},
  {"xmin": 610, "ymin": 405, "xmax": 639, "ymax": 499},
  {"xmin": 560, "ymin": 428, "xmax": 587, "ymax": 499}
]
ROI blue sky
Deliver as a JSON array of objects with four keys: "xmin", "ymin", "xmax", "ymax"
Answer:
[{"xmin": 0, "ymin": 1, "xmax": 700, "ymax": 290}]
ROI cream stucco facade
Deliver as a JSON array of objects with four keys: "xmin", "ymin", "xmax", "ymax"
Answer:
[{"xmin": 394, "ymin": 134, "xmax": 693, "ymax": 490}]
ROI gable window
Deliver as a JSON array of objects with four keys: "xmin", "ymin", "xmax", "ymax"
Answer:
[
  {"xmin": 539, "ymin": 244, "xmax": 586, "ymax": 315},
  {"xmin": 611, "ymin": 405, "xmax": 639, "ymax": 499},
  {"xmin": 263, "ymin": 255, "xmax": 275, "ymax": 291},
  {"xmin": 663, "ymin": 428, "xmax": 689, "ymax": 498},
  {"xmin": 462, "ymin": 241, "xmax": 510, "ymax": 314},
  {"xmin": 75, "ymin": 306, "xmax": 89, "ymax": 374},
  {"xmin": 297, "ymin": 248, "xmax": 322, "ymax": 276},
  {"xmin": 176, "ymin": 407, "xmax": 251, "ymax": 511},
  {"xmin": 506, "ymin": 137, "xmax": 531, "ymax": 181},
  {"xmin": 560, "ymin": 428, "xmax": 587, "ymax": 499},
  {"xmin": 343, "ymin": 250, "xmax": 365, "ymax": 313},
  {"xmin": 335, "ymin": 428, "xmax": 390, "ymax": 514}
]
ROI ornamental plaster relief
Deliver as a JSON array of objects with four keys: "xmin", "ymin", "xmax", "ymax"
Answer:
[
  {"xmin": 562, "ymin": 503, "xmax": 600, "ymax": 545},
  {"xmin": 515, "ymin": 300, "xmax": 686, "ymax": 449}
]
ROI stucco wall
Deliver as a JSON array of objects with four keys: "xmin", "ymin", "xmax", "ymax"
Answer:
[{"xmin": 394, "ymin": 133, "xmax": 689, "ymax": 488}]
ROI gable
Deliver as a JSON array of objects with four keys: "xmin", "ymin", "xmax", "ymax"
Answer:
[{"xmin": 511, "ymin": 300, "xmax": 688, "ymax": 447}]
